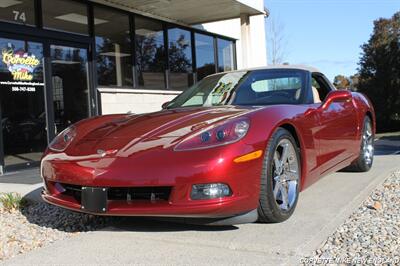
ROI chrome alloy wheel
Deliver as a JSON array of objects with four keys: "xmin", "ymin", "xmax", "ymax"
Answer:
[
  {"xmin": 272, "ymin": 139, "xmax": 300, "ymax": 211},
  {"xmin": 362, "ymin": 121, "xmax": 374, "ymax": 165}
]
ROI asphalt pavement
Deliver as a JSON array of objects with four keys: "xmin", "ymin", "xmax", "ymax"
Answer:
[{"xmin": 1, "ymin": 139, "xmax": 400, "ymax": 265}]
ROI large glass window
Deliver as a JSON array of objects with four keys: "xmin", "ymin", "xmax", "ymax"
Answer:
[
  {"xmin": 50, "ymin": 45, "xmax": 89, "ymax": 132},
  {"xmin": 168, "ymin": 27, "xmax": 192, "ymax": 91},
  {"xmin": 0, "ymin": 0, "xmax": 35, "ymax": 26},
  {"xmin": 42, "ymin": 0, "xmax": 88, "ymax": 35},
  {"xmin": 195, "ymin": 33, "xmax": 216, "ymax": 81},
  {"xmin": 135, "ymin": 17, "xmax": 165, "ymax": 90},
  {"xmin": 94, "ymin": 7, "xmax": 132, "ymax": 87},
  {"xmin": 217, "ymin": 39, "xmax": 234, "ymax": 72}
]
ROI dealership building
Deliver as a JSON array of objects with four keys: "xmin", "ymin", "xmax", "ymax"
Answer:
[{"xmin": 0, "ymin": 0, "xmax": 267, "ymax": 174}]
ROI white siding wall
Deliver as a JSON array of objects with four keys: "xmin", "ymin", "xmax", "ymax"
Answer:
[
  {"xmin": 100, "ymin": 88, "xmax": 179, "ymax": 114},
  {"xmin": 249, "ymin": 14, "xmax": 268, "ymax": 67}
]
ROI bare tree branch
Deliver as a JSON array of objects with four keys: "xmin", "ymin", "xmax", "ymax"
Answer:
[{"xmin": 267, "ymin": 16, "xmax": 288, "ymax": 65}]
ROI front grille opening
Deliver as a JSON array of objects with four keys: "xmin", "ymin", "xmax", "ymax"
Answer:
[
  {"xmin": 108, "ymin": 187, "xmax": 172, "ymax": 201},
  {"xmin": 61, "ymin": 183, "xmax": 82, "ymax": 202},
  {"xmin": 58, "ymin": 183, "xmax": 172, "ymax": 202}
]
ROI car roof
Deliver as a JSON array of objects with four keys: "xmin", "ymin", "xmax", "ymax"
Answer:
[{"xmin": 211, "ymin": 65, "xmax": 321, "ymax": 76}]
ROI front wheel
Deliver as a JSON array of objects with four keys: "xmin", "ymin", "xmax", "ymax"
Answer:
[{"xmin": 258, "ymin": 128, "xmax": 301, "ymax": 223}]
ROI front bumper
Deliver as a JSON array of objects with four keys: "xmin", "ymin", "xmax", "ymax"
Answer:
[
  {"xmin": 42, "ymin": 187, "xmax": 253, "ymax": 218},
  {"xmin": 41, "ymin": 144, "xmax": 263, "ymax": 219}
]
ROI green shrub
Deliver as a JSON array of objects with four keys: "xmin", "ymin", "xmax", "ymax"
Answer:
[{"xmin": 0, "ymin": 192, "xmax": 28, "ymax": 212}]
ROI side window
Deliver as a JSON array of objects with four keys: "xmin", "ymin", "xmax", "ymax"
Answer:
[
  {"xmin": 311, "ymin": 74, "xmax": 331, "ymax": 102},
  {"xmin": 312, "ymin": 78, "xmax": 320, "ymax": 90}
]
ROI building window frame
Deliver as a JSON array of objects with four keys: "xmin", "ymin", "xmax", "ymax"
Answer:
[
  {"xmin": 133, "ymin": 14, "xmax": 167, "ymax": 91},
  {"xmin": 165, "ymin": 25, "xmax": 194, "ymax": 91},
  {"xmin": 216, "ymin": 37, "xmax": 236, "ymax": 72},
  {"xmin": 0, "ymin": 0, "xmax": 237, "ymax": 92},
  {"xmin": 93, "ymin": 5, "xmax": 133, "ymax": 88},
  {"xmin": 41, "ymin": 0, "xmax": 90, "ymax": 36}
]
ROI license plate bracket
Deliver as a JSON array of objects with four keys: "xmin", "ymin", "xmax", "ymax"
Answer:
[{"xmin": 81, "ymin": 187, "xmax": 108, "ymax": 213}]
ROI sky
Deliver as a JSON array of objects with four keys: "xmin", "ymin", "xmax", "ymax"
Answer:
[{"xmin": 264, "ymin": 0, "xmax": 400, "ymax": 81}]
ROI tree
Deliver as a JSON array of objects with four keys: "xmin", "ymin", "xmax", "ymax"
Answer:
[
  {"xmin": 357, "ymin": 12, "xmax": 400, "ymax": 132},
  {"xmin": 349, "ymin": 74, "xmax": 360, "ymax": 91},
  {"xmin": 333, "ymin": 75, "xmax": 351, "ymax": 89},
  {"xmin": 267, "ymin": 16, "xmax": 288, "ymax": 65}
]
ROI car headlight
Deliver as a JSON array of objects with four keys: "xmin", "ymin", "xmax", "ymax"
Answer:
[
  {"xmin": 174, "ymin": 117, "xmax": 250, "ymax": 151},
  {"xmin": 48, "ymin": 125, "xmax": 77, "ymax": 152}
]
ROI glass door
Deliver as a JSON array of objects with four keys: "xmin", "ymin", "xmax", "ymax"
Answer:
[
  {"xmin": 0, "ymin": 38, "xmax": 93, "ymax": 172},
  {"xmin": 49, "ymin": 44, "xmax": 90, "ymax": 134},
  {"xmin": 0, "ymin": 37, "xmax": 46, "ymax": 170}
]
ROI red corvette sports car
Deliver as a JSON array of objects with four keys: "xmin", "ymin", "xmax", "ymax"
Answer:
[{"xmin": 41, "ymin": 66, "xmax": 375, "ymax": 225}]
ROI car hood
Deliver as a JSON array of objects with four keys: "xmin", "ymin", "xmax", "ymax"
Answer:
[{"xmin": 67, "ymin": 106, "xmax": 258, "ymax": 157}]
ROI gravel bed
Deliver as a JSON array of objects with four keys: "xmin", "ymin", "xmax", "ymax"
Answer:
[
  {"xmin": 0, "ymin": 202, "xmax": 112, "ymax": 261},
  {"xmin": 304, "ymin": 171, "xmax": 400, "ymax": 265}
]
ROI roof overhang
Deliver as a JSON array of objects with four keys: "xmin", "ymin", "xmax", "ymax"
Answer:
[{"xmin": 90, "ymin": 0, "xmax": 265, "ymax": 26}]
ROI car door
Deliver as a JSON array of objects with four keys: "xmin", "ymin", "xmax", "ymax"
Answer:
[{"xmin": 312, "ymin": 73, "xmax": 358, "ymax": 174}]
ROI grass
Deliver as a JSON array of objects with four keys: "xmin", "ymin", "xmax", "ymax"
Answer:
[{"xmin": 0, "ymin": 192, "xmax": 28, "ymax": 212}]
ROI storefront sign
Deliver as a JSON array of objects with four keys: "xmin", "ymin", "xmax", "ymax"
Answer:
[
  {"xmin": 1, "ymin": 43, "xmax": 44, "ymax": 94},
  {"xmin": 2, "ymin": 48, "xmax": 40, "ymax": 81}
]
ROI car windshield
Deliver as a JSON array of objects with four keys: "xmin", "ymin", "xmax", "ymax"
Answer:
[{"xmin": 166, "ymin": 69, "xmax": 306, "ymax": 108}]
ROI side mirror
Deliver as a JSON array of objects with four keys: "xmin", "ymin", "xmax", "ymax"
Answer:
[
  {"xmin": 161, "ymin": 101, "xmax": 170, "ymax": 109},
  {"xmin": 320, "ymin": 90, "xmax": 352, "ymax": 110}
]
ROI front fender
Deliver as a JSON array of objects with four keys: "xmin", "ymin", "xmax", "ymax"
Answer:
[{"xmin": 246, "ymin": 105, "xmax": 320, "ymax": 190}]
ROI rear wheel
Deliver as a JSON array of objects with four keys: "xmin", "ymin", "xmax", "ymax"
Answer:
[
  {"xmin": 258, "ymin": 128, "xmax": 301, "ymax": 223},
  {"xmin": 346, "ymin": 116, "xmax": 374, "ymax": 172}
]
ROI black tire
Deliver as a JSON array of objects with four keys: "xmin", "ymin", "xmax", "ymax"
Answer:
[
  {"xmin": 258, "ymin": 128, "xmax": 301, "ymax": 223},
  {"xmin": 345, "ymin": 116, "xmax": 374, "ymax": 172}
]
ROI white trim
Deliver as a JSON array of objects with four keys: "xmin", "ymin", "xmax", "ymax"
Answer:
[
  {"xmin": 237, "ymin": 0, "xmax": 265, "ymax": 13},
  {"xmin": 97, "ymin": 88, "xmax": 182, "ymax": 95}
]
